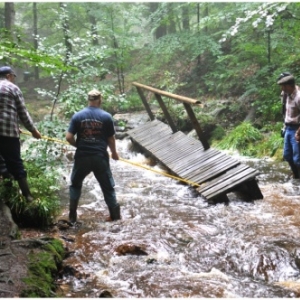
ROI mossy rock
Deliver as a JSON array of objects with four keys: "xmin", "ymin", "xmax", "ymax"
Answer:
[{"xmin": 20, "ymin": 238, "xmax": 65, "ymax": 297}]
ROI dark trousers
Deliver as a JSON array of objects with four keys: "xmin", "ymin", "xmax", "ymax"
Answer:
[
  {"xmin": 70, "ymin": 155, "xmax": 118, "ymax": 208},
  {"xmin": 0, "ymin": 136, "xmax": 27, "ymax": 180}
]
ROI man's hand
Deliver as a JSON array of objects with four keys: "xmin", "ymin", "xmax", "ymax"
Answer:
[
  {"xmin": 111, "ymin": 152, "xmax": 119, "ymax": 160},
  {"xmin": 31, "ymin": 129, "xmax": 42, "ymax": 139},
  {"xmin": 295, "ymin": 130, "xmax": 300, "ymax": 143}
]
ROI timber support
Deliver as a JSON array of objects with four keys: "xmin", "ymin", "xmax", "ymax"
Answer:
[{"xmin": 132, "ymin": 82, "xmax": 209, "ymax": 150}]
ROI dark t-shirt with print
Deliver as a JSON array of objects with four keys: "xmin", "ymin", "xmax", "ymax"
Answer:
[{"xmin": 68, "ymin": 106, "xmax": 115, "ymax": 159}]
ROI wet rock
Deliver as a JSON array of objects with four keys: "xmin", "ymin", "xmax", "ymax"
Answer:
[
  {"xmin": 66, "ymin": 152, "xmax": 74, "ymax": 161},
  {"xmin": 115, "ymin": 132, "xmax": 128, "ymax": 140},
  {"xmin": 99, "ymin": 290, "xmax": 113, "ymax": 298},
  {"xmin": 114, "ymin": 243, "xmax": 148, "ymax": 256},
  {"xmin": 61, "ymin": 265, "xmax": 77, "ymax": 277},
  {"xmin": 57, "ymin": 219, "xmax": 73, "ymax": 230},
  {"xmin": 60, "ymin": 235, "xmax": 76, "ymax": 243},
  {"xmin": 146, "ymin": 258, "xmax": 157, "ymax": 264}
]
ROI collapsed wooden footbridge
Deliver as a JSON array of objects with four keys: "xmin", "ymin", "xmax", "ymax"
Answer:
[{"xmin": 127, "ymin": 82, "xmax": 263, "ymax": 203}]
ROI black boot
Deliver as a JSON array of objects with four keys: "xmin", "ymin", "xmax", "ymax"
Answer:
[
  {"xmin": 107, "ymin": 204, "xmax": 121, "ymax": 221},
  {"xmin": 17, "ymin": 177, "xmax": 33, "ymax": 202},
  {"xmin": 69, "ymin": 199, "xmax": 79, "ymax": 224},
  {"xmin": 288, "ymin": 161, "xmax": 299, "ymax": 179}
]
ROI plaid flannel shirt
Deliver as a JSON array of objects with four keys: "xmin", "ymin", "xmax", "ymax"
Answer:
[
  {"xmin": 285, "ymin": 87, "xmax": 300, "ymax": 125},
  {"xmin": 0, "ymin": 78, "xmax": 36, "ymax": 138}
]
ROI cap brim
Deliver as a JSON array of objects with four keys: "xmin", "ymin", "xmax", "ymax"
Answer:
[{"xmin": 277, "ymin": 75, "xmax": 294, "ymax": 85}]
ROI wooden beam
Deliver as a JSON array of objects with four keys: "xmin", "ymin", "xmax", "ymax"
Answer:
[
  {"xmin": 132, "ymin": 82, "xmax": 202, "ymax": 106},
  {"xmin": 183, "ymin": 102, "xmax": 210, "ymax": 150},
  {"xmin": 135, "ymin": 86, "xmax": 155, "ymax": 121},
  {"xmin": 154, "ymin": 93, "xmax": 178, "ymax": 133}
]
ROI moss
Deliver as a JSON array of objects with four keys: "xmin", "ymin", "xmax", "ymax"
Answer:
[{"xmin": 20, "ymin": 238, "xmax": 65, "ymax": 297}]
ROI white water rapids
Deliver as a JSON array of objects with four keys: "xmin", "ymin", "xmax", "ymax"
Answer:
[{"xmin": 54, "ymin": 136, "xmax": 300, "ymax": 298}]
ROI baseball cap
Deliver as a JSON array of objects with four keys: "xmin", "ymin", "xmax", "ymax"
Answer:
[
  {"xmin": 88, "ymin": 89, "xmax": 101, "ymax": 101},
  {"xmin": 277, "ymin": 72, "xmax": 291, "ymax": 81},
  {"xmin": 277, "ymin": 72, "xmax": 294, "ymax": 85},
  {"xmin": 0, "ymin": 66, "xmax": 16, "ymax": 77}
]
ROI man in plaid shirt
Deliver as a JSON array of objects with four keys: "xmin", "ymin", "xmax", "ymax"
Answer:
[
  {"xmin": 277, "ymin": 73, "xmax": 300, "ymax": 180},
  {"xmin": 0, "ymin": 66, "xmax": 41, "ymax": 201}
]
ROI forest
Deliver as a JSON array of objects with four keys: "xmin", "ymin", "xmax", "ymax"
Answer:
[{"xmin": 0, "ymin": 2, "xmax": 298, "ymax": 224}]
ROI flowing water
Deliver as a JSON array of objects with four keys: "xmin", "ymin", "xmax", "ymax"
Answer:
[{"xmin": 55, "ymin": 137, "xmax": 300, "ymax": 298}]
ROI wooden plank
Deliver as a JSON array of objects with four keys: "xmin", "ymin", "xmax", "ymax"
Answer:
[
  {"xmin": 128, "ymin": 121, "xmax": 171, "ymax": 141},
  {"xmin": 200, "ymin": 168, "xmax": 259, "ymax": 199},
  {"xmin": 152, "ymin": 138, "xmax": 201, "ymax": 161},
  {"xmin": 188, "ymin": 160, "xmax": 240, "ymax": 184},
  {"xmin": 198, "ymin": 165, "xmax": 251, "ymax": 193},
  {"xmin": 166, "ymin": 148, "xmax": 220, "ymax": 168},
  {"xmin": 177, "ymin": 152, "xmax": 235, "ymax": 177}
]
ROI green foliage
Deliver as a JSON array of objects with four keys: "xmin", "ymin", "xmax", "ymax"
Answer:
[
  {"xmin": 210, "ymin": 125, "xmax": 226, "ymax": 141},
  {"xmin": 258, "ymin": 131, "xmax": 283, "ymax": 158},
  {"xmin": 216, "ymin": 122, "xmax": 262, "ymax": 155},
  {"xmin": 2, "ymin": 160, "xmax": 61, "ymax": 228},
  {"xmin": 256, "ymin": 122, "xmax": 284, "ymax": 158},
  {"xmin": 22, "ymin": 116, "xmax": 68, "ymax": 170}
]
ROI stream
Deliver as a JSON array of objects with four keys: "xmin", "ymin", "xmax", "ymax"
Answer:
[{"xmin": 53, "ymin": 133, "xmax": 300, "ymax": 298}]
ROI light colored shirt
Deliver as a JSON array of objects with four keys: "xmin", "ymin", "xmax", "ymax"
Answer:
[{"xmin": 285, "ymin": 87, "xmax": 300, "ymax": 125}]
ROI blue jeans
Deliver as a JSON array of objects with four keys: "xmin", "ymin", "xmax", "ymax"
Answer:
[
  {"xmin": 283, "ymin": 125, "xmax": 300, "ymax": 166},
  {"xmin": 69, "ymin": 155, "xmax": 118, "ymax": 208}
]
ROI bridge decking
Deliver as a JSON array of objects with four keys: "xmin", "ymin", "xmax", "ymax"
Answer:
[{"xmin": 127, "ymin": 119, "xmax": 262, "ymax": 202}]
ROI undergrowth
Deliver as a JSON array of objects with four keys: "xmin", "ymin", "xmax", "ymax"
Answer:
[{"xmin": 214, "ymin": 121, "xmax": 284, "ymax": 159}]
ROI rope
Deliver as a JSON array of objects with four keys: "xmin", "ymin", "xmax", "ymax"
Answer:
[{"xmin": 21, "ymin": 130, "xmax": 201, "ymax": 188}]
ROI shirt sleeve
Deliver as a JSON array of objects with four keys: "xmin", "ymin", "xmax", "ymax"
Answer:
[
  {"xmin": 15, "ymin": 87, "xmax": 36, "ymax": 132},
  {"xmin": 105, "ymin": 114, "xmax": 116, "ymax": 138}
]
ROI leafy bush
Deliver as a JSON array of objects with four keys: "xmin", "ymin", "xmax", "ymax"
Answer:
[
  {"xmin": 210, "ymin": 125, "xmax": 226, "ymax": 141},
  {"xmin": 2, "ymin": 160, "xmax": 61, "ymax": 228},
  {"xmin": 7, "ymin": 118, "xmax": 68, "ymax": 228},
  {"xmin": 22, "ymin": 116, "xmax": 68, "ymax": 172},
  {"xmin": 216, "ymin": 121, "xmax": 262, "ymax": 155}
]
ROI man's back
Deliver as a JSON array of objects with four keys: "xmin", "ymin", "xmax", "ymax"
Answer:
[{"xmin": 68, "ymin": 106, "xmax": 115, "ymax": 158}]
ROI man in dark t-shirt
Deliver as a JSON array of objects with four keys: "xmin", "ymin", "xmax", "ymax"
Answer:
[{"xmin": 66, "ymin": 89, "xmax": 120, "ymax": 224}]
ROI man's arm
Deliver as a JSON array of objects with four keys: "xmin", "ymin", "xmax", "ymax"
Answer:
[
  {"xmin": 107, "ymin": 135, "xmax": 119, "ymax": 160},
  {"xmin": 66, "ymin": 132, "xmax": 77, "ymax": 147}
]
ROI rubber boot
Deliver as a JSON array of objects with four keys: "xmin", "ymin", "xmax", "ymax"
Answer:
[
  {"xmin": 106, "ymin": 204, "xmax": 121, "ymax": 221},
  {"xmin": 17, "ymin": 177, "xmax": 33, "ymax": 202},
  {"xmin": 69, "ymin": 199, "xmax": 79, "ymax": 224},
  {"xmin": 69, "ymin": 185, "xmax": 81, "ymax": 224},
  {"xmin": 288, "ymin": 161, "xmax": 299, "ymax": 179}
]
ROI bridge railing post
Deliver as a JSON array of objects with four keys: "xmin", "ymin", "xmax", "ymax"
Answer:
[
  {"xmin": 132, "ymin": 81, "xmax": 210, "ymax": 148},
  {"xmin": 154, "ymin": 93, "xmax": 178, "ymax": 134},
  {"xmin": 135, "ymin": 86, "xmax": 155, "ymax": 121},
  {"xmin": 183, "ymin": 103, "xmax": 210, "ymax": 150}
]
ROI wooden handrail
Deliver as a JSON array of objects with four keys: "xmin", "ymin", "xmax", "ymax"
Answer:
[{"xmin": 132, "ymin": 82, "xmax": 202, "ymax": 106}]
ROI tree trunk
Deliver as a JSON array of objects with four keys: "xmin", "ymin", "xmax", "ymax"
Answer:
[
  {"xmin": 182, "ymin": 4, "xmax": 190, "ymax": 31},
  {"xmin": 109, "ymin": 8, "xmax": 124, "ymax": 94},
  {"xmin": 167, "ymin": 3, "xmax": 176, "ymax": 34},
  {"xmin": 4, "ymin": 2, "xmax": 14, "ymax": 30},
  {"xmin": 90, "ymin": 14, "xmax": 99, "ymax": 45},
  {"xmin": 33, "ymin": 3, "xmax": 39, "ymax": 80},
  {"xmin": 149, "ymin": 3, "xmax": 167, "ymax": 39},
  {"xmin": 59, "ymin": 3, "xmax": 72, "ymax": 62}
]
